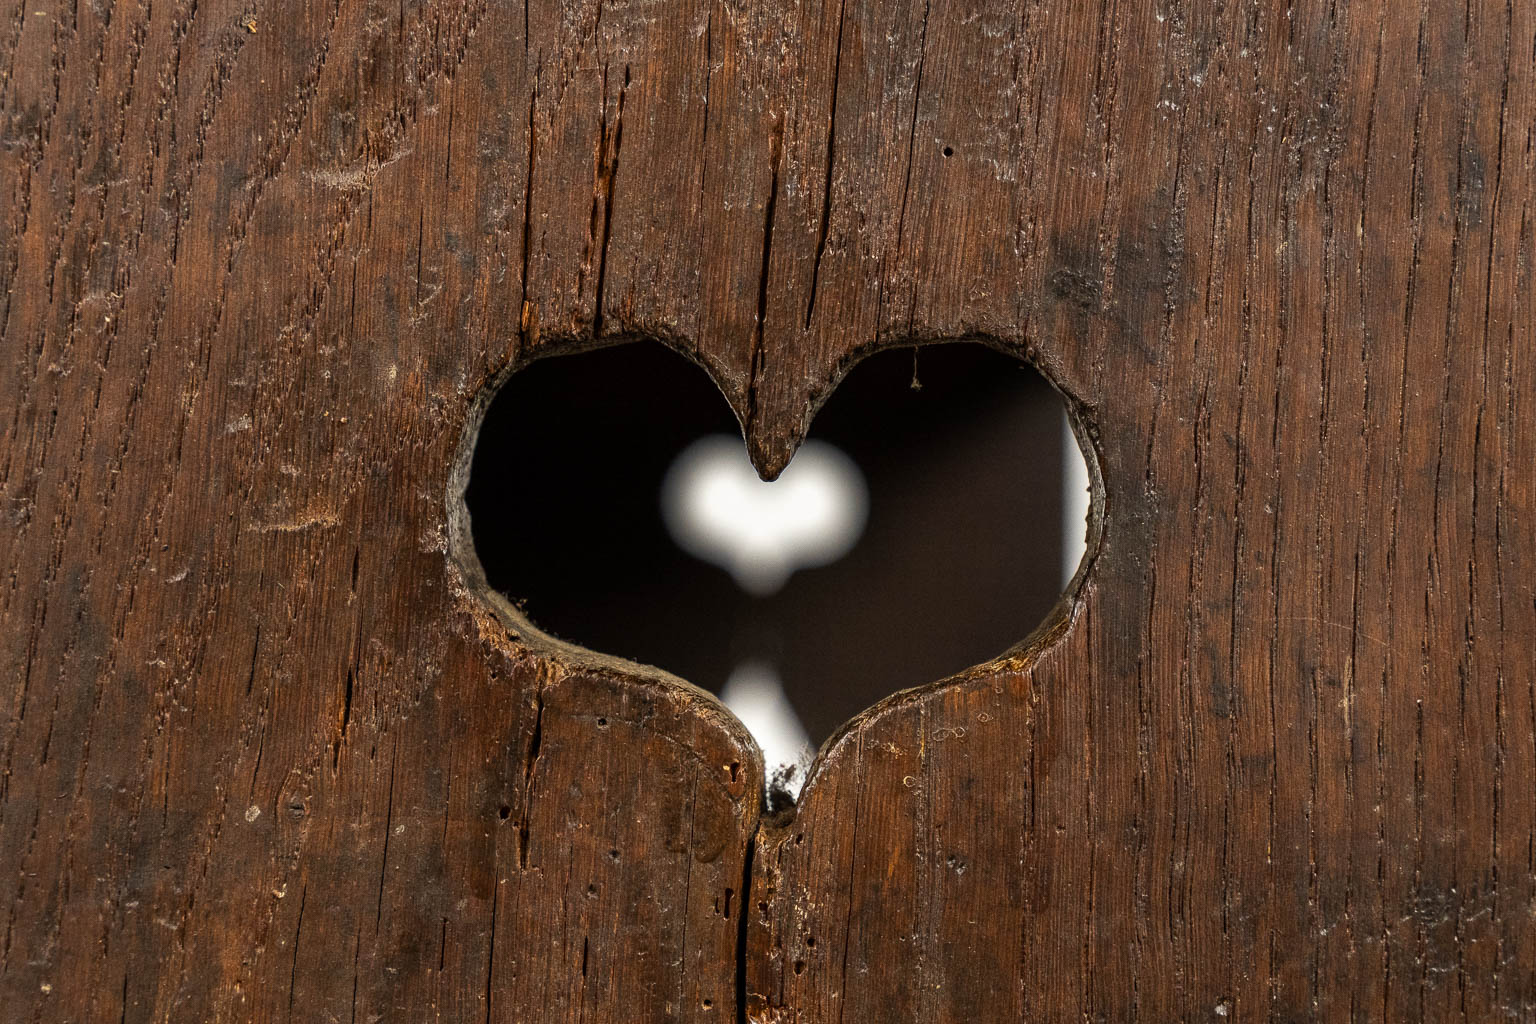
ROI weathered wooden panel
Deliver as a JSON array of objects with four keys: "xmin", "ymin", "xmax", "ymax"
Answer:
[{"xmin": 2, "ymin": 0, "xmax": 1531, "ymax": 1020}]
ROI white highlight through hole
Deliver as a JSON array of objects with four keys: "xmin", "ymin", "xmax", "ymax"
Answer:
[
  {"xmin": 661, "ymin": 436, "xmax": 869, "ymax": 597},
  {"xmin": 719, "ymin": 660, "xmax": 814, "ymax": 798},
  {"xmin": 1062, "ymin": 408, "xmax": 1091, "ymax": 585}
]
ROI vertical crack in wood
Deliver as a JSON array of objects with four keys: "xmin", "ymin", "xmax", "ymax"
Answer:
[
  {"xmin": 375, "ymin": 738, "xmax": 399, "ymax": 933},
  {"xmin": 244, "ymin": 624, "xmax": 261, "ymax": 697},
  {"xmin": 286, "ymin": 884, "xmax": 308, "ymax": 1022},
  {"xmin": 735, "ymin": 830, "xmax": 756, "ymax": 1024},
  {"xmin": 484, "ymin": 876, "xmax": 500, "ymax": 1024},
  {"xmin": 1481, "ymin": 7, "xmax": 1515, "ymax": 1006},
  {"xmin": 804, "ymin": 0, "xmax": 848, "ymax": 331},
  {"xmin": 518, "ymin": 685, "xmax": 546, "ymax": 870},
  {"xmin": 592, "ymin": 63, "xmax": 629, "ymax": 337},
  {"xmin": 519, "ymin": 76, "xmax": 540, "ymax": 343},
  {"xmin": 349, "ymin": 931, "xmax": 363, "ymax": 1023},
  {"xmin": 745, "ymin": 116, "xmax": 785, "ymax": 474},
  {"xmin": 891, "ymin": 0, "xmax": 931, "ymax": 338}
]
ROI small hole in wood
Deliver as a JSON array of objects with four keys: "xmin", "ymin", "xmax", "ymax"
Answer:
[
  {"xmin": 942, "ymin": 144, "xmax": 954, "ymax": 157},
  {"xmin": 498, "ymin": 805, "xmax": 511, "ymax": 820}
]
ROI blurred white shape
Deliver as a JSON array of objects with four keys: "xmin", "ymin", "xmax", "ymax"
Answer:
[
  {"xmin": 661, "ymin": 435, "xmax": 868, "ymax": 596},
  {"xmin": 1062, "ymin": 409, "xmax": 1091, "ymax": 584},
  {"xmin": 720, "ymin": 660, "xmax": 814, "ymax": 796}
]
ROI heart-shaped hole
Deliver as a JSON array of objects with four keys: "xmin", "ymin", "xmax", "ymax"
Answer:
[{"xmin": 455, "ymin": 341, "xmax": 1094, "ymax": 800}]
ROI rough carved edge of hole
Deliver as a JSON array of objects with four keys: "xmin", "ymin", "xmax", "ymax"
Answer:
[{"xmin": 443, "ymin": 334, "xmax": 1107, "ymax": 815}]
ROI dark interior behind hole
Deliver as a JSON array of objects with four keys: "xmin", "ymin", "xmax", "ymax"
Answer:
[{"xmin": 466, "ymin": 342, "xmax": 1067, "ymax": 748}]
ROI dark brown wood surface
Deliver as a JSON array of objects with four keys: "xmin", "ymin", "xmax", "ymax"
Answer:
[{"xmin": 2, "ymin": 0, "xmax": 1532, "ymax": 1020}]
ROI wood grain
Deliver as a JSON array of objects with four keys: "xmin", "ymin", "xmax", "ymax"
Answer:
[{"xmin": 2, "ymin": 0, "xmax": 1532, "ymax": 1020}]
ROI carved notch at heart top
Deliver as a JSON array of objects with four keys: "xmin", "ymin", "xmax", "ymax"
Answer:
[{"xmin": 450, "ymin": 340, "xmax": 1100, "ymax": 796}]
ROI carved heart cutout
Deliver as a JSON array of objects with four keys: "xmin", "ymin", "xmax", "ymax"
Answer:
[{"xmin": 456, "ymin": 340, "xmax": 1092, "ymax": 793}]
